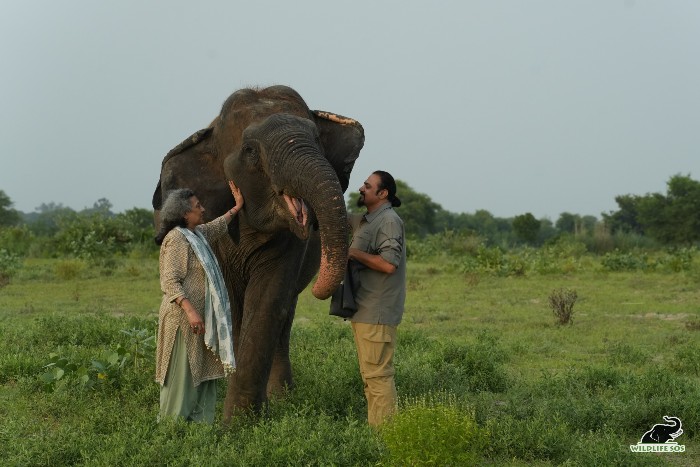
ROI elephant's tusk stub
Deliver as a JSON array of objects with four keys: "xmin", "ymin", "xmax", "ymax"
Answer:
[{"xmin": 283, "ymin": 194, "xmax": 308, "ymax": 226}]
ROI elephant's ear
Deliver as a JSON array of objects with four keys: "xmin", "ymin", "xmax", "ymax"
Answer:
[
  {"xmin": 161, "ymin": 127, "xmax": 214, "ymax": 168},
  {"xmin": 312, "ymin": 110, "xmax": 364, "ymax": 193},
  {"xmin": 152, "ymin": 126, "xmax": 215, "ymax": 211}
]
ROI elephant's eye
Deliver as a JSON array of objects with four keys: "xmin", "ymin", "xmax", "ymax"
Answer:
[{"xmin": 242, "ymin": 144, "xmax": 259, "ymax": 163}]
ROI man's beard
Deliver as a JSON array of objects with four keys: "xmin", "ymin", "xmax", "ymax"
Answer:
[{"xmin": 356, "ymin": 194, "xmax": 365, "ymax": 207}]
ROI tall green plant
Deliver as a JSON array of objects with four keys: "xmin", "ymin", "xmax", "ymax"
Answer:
[
  {"xmin": 0, "ymin": 248, "xmax": 22, "ymax": 287},
  {"xmin": 380, "ymin": 393, "xmax": 488, "ymax": 466}
]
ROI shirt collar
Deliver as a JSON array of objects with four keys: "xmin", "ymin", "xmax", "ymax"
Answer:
[{"xmin": 364, "ymin": 202, "xmax": 392, "ymax": 223}]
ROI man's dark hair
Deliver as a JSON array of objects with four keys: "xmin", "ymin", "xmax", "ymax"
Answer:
[{"xmin": 373, "ymin": 170, "xmax": 401, "ymax": 208}]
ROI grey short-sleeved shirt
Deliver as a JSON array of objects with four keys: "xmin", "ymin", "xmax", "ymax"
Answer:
[{"xmin": 348, "ymin": 203, "xmax": 406, "ymax": 326}]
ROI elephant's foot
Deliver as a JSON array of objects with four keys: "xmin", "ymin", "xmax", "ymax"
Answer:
[
  {"xmin": 222, "ymin": 393, "xmax": 268, "ymax": 425},
  {"xmin": 267, "ymin": 357, "xmax": 294, "ymax": 398},
  {"xmin": 266, "ymin": 378, "xmax": 293, "ymax": 399},
  {"xmin": 223, "ymin": 375, "xmax": 269, "ymax": 425},
  {"xmin": 222, "ymin": 401, "xmax": 267, "ymax": 426}
]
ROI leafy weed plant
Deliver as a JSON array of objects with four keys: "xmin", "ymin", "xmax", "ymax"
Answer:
[
  {"xmin": 548, "ymin": 287, "xmax": 577, "ymax": 325},
  {"xmin": 54, "ymin": 259, "xmax": 86, "ymax": 280},
  {"xmin": 380, "ymin": 393, "xmax": 488, "ymax": 466},
  {"xmin": 0, "ymin": 248, "xmax": 22, "ymax": 287}
]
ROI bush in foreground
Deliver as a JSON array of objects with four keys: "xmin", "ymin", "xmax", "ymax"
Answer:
[{"xmin": 380, "ymin": 393, "xmax": 488, "ymax": 465}]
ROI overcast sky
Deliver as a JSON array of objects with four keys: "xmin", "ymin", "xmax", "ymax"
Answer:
[{"xmin": 1, "ymin": 1, "xmax": 698, "ymax": 220}]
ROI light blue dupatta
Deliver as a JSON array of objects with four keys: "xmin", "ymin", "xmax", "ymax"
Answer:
[{"xmin": 176, "ymin": 226, "xmax": 235, "ymax": 375}]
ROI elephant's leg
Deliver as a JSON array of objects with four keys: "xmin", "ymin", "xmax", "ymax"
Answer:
[
  {"xmin": 223, "ymin": 280, "xmax": 293, "ymax": 420},
  {"xmin": 267, "ymin": 296, "xmax": 296, "ymax": 397},
  {"xmin": 223, "ymin": 289, "xmax": 250, "ymax": 423}
]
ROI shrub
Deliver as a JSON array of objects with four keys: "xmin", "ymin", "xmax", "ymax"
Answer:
[
  {"xmin": 233, "ymin": 411, "xmax": 383, "ymax": 466},
  {"xmin": 487, "ymin": 412, "xmax": 574, "ymax": 463},
  {"xmin": 462, "ymin": 245, "xmax": 527, "ymax": 277},
  {"xmin": 548, "ymin": 288, "xmax": 577, "ymax": 325},
  {"xmin": 40, "ymin": 353, "xmax": 92, "ymax": 392},
  {"xmin": 600, "ymin": 249, "xmax": 652, "ymax": 271},
  {"xmin": 0, "ymin": 225, "xmax": 34, "ymax": 255},
  {"xmin": 407, "ymin": 230, "xmax": 482, "ymax": 262},
  {"xmin": 54, "ymin": 259, "xmax": 86, "ymax": 280},
  {"xmin": 400, "ymin": 331, "xmax": 509, "ymax": 396},
  {"xmin": 52, "ymin": 212, "xmax": 154, "ymax": 262},
  {"xmin": 0, "ymin": 248, "xmax": 23, "ymax": 287},
  {"xmin": 605, "ymin": 341, "xmax": 648, "ymax": 365},
  {"xmin": 380, "ymin": 393, "xmax": 488, "ymax": 466},
  {"xmin": 39, "ymin": 325, "xmax": 156, "ymax": 393},
  {"xmin": 657, "ymin": 246, "xmax": 696, "ymax": 272},
  {"xmin": 287, "ymin": 322, "xmax": 367, "ymax": 418},
  {"xmin": 671, "ymin": 343, "xmax": 700, "ymax": 376}
]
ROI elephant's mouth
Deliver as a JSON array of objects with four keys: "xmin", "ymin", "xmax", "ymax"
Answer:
[{"xmin": 283, "ymin": 193, "xmax": 309, "ymax": 229}]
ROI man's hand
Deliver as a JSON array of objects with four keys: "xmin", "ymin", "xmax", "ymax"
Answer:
[{"xmin": 349, "ymin": 248, "xmax": 397, "ymax": 274}]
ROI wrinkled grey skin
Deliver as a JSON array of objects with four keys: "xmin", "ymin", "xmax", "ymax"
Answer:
[{"xmin": 153, "ymin": 86, "xmax": 364, "ymax": 421}]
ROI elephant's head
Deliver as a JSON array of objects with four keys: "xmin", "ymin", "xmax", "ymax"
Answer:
[{"xmin": 153, "ymin": 85, "xmax": 364, "ymax": 299}]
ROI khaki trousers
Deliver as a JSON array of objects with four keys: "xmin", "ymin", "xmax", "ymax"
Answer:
[{"xmin": 351, "ymin": 322, "xmax": 398, "ymax": 426}]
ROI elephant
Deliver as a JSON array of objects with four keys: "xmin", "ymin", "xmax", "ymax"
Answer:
[
  {"xmin": 152, "ymin": 85, "xmax": 364, "ymax": 421},
  {"xmin": 640, "ymin": 416, "xmax": 683, "ymax": 444}
]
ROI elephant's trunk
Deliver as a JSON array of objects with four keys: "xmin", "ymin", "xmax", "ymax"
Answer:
[
  {"xmin": 664, "ymin": 416, "xmax": 681, "ymax": 429},
  {"xmin": 269, "ymin": 133, "xmax": 348, "ymax": 300},
  {"xmin": 307, "ymin": 173, "xmax": 348, "ymax": 300}
]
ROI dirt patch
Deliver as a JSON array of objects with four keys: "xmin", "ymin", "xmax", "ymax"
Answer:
[{"xmin": 630, "ymin": 312, "xmax": 690, "ymax": 321}]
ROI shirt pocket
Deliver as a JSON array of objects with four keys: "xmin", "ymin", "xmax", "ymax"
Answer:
[{"xmin": 350, "ymin": 229, "xmax": 374, "ymax": 253}]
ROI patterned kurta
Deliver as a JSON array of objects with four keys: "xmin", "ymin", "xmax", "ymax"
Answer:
[{"xmin": 155, "ymin": 216, "xmax": 230, "ymax": 387}]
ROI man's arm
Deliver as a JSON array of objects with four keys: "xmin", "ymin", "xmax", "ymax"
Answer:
[{"xmin": 348, "ymin": 248, "xmax": 397, "ymax": 274}]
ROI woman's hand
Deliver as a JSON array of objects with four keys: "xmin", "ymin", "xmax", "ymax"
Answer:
[
  {"xmin": 229, "ymin": 180, "xmax": 244, "ymax": 212},
  {"xmin": 181, "ymin": 299, "xmax": 205, "ymax": 335}
]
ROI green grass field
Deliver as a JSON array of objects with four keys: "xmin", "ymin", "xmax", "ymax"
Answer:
[{"xmin": 1, "ymin": 257, "xmax": 698, "ymax": 466}]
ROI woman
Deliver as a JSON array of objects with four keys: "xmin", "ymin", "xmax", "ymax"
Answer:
[{"xmin": 154, "ymin": 181, "xmax": 243, "ymax": 423}]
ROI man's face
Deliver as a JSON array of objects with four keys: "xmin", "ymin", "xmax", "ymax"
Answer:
[{"xmin": 357, "ymin": 173, "xmax": 386, "ymax": 209}]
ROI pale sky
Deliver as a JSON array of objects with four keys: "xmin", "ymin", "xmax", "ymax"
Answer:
[{"xmin": 1, "ymin": 1, "xmax": 698, "ymax": 220}]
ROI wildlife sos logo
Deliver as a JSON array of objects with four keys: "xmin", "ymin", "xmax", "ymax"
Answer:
[{"xmin": 630, "ymin": 416, "xmax": 685, "ymax": 453}]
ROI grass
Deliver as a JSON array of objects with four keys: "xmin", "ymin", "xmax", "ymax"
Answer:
[{"xmin": 1, "ymin": 257, "xmax": 699, "ymax": 465}]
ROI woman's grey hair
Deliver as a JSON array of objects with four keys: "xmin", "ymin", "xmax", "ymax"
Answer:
[{"xmin": 154, "ymin": 188, "xmax": 195, "ymax": 245}]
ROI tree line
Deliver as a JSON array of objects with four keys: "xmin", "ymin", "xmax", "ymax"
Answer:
[
  {"xmin": 1, "ymin": 173, "xmax": 699, "ymax": 262},
  {"xmin": 346, "ymin": 174, "xmax": 700, "ymax": 249},
  {"xmin": 0, "ymin": 196, "xmax": 156, "ymax": 261}
]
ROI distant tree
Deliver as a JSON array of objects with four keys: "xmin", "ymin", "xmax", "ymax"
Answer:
[
  {"xmin": 512, "ymin": 212, "xmax": 540, "ymax": 244},
  {"xmin": 537, "ymin": 218, "xmax": 558, "ymax": 244},
  {"xmin": 434, "ymin": 208, "xmax": 465, "ymax": 232},
  {"xmin": 603, "ymin": 194, "xmax": 644, "ymax": 234},
  {"xmin": 555, "ymin": 212, "xmax": 578, "ymax": 234},
  {"xmin": 580, "ymin": 215, "xmax": 598, "ymax": 234},
  {"xmin": 26, "ymin": 202, "xmax": 77, "ymax": 236},
  {"xmin": 556, "ymin": 212, "xmax": 599, "ymax": 235},
  {"xmin": 0, "ymin": 190, "xmax": 21, "ymax": 227},
  {"xmin": 471, "ymin": 210, "xmax": 499, "ymax": 237},
  {"xmin": 637, "ymin": 175, "xmax": 700, "ymax": 244},
  {"xmin": 82, "ymin": 198, "xmax": 114, "ymax": 216},
  {"xmin": 444, "ymin": 210, "xmax": 509, "ymax": 239},
  {"xmin": 116, "ymin": 208, "xmax": 156, "ymax": 244},
  {"xmin": 604, "ymin": 174, "xmax": 700, "ymax": 244},
  {"xmin": 119, "ymin": 207, "xmax": 155, "ymax": 229}
]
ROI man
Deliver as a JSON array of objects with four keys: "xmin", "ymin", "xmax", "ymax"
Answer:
[{"xmin": 348, "ymin": 170, "xmax": 406, "ymax": 426}]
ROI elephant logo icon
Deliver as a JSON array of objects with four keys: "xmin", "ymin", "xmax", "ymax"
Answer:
[
  {"xmin": 630, "ymin": 416, "xmax": 685, "ymax": 453},
  {"xmin": 640, "ymin": 416, "xmax": 683, "ymax": 444}
]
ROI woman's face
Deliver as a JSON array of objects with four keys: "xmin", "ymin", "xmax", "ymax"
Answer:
[{"xmin": 184, "ymin": 196, "xmax": 206, "ymax": 229}]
